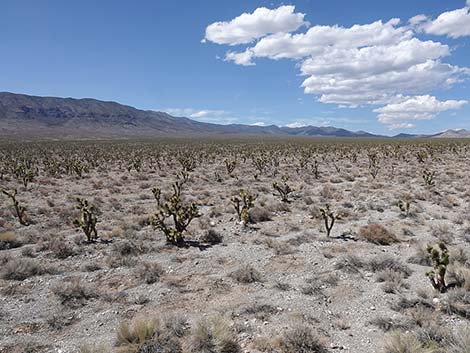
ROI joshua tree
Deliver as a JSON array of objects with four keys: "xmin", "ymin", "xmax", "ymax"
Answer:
[
  {"xmin": 426, "ymin": 243, "xmax": 449, "ymax": 293},
  {"xmin": 319, "ymin": 204, "xmax": 339, "ymax": 237},
  {"xmin": 272, "ymin": 175, "xmax": 293, "ymax": 203},
  {"xmin": 231, "ymin": 190, "xmax": 256, "ymax": 226},
  {"xmin": 423, "ymin": 169, "xmax": 436, "ymax": 186},
  {"xmin": 151, "ymin": 182, "xmax": 200, "ymax": 245},
  {"xmin": 1, "ymin": 188, "xmax": 29, "ymax": 226},
  {"xmin": 73, "ymin": 198, "xmax": 98, "ymax": 242}
]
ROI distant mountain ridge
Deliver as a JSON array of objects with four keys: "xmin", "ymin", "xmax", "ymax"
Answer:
[{"xmin": 0, "ymin": 92, "xmax": 467, "ymax": 139}]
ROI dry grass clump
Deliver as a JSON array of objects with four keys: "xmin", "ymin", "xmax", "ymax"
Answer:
[
  {"xmin": 368, "ymin": 256, "xmax": 412, "ymax": 278},
  {"xmin": 79, "ymin": 345, "xmax": 109, "ymax": 353},
  {"xmin": 230, "ymin": 265, "xmax": 262, "ymax": 283},
  {"xmin": 334, "ymin": 254, "xmax": 365, "ymax": 274},
  {"xmin": 448, "ymin": 327, "xmax": 470, "ymax": 353},
  {"xmin": 184, "ymin": 317, "xmax": 240, "ymax": 353},
  {"xmin": 135, "ymin": 261, "xmax": 164, "ymax": 284},
  {"xmin": 52, "ymin": 278, "xmax": 99, "ymax": 307},
  {"xmin": 376, "ymin": 270, "xmax": 409, "ymax": 294},
  {"xmin": 199, "ymin": 229, "xmax": 223, "ymax": 244},
  {"xmin": 278, "ymin": 323, "xmax": 328, "ymax": 353},
  {"xmin": 116, "ymin": 315, "xmax": 189, "ymax": 353},
  {"xmin": 441, "ymin": 288, "xmax": 470, "ymax": 318},
  {"xmin": 1, "ymin": 258, "xmax": 54, "ymax": 281},
  {"xmin": 369, "ymin": 316, "xmax": 414, "ymax": 332},
  {"xmin": 359, "ymin": 224, "xmax": 400, "ymax": 245},
  {"xmin": 447, "ymin": 266, "xmax": 470, "ymax": 290},
  {"xmin": 408, "ymin": 246, "xmax": 432, "ymax": 266},
  {"xmin": 264, "ymin": 239, "xmax": 294, "ymax": 255},
  {"xmin": 382, "ymin": 331, "xmax": 427, "ymax": 353},
  {"xmin": 0, "ymin": 231, "xmax": 22, "ymax": 250},
  {"xmin": 116, "ymin": 318, "xmax": 160, "ymax": 353},
  {"xmin": 249, "ymin": 206, "xmax": 272, "ymax": 223}
]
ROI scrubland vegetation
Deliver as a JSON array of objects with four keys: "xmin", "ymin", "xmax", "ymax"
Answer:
[{"xmin": 0, "ymin": 138, "xmax": 469, "ymax": 353}]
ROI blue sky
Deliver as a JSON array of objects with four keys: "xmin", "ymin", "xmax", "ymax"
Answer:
[{"xmin": 1, "ymin": 0, "xmax": 469, "ymax": 135}]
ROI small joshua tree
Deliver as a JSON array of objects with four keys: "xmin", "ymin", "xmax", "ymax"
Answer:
[
  {"xmin": 426, "ymin": 243, "xmax": 449, "ymax": 293},
  {"xmin": 319, "ymin": 204, "xmax": 339, "ymax": 237},
  {"xmin": 14, "ymin": 163, "xmax": 36, "ymax": 189},
  {"xmin": 368, "ymin": 153, "xmax": 380, "ymax": 179},
  {"xmin": 151, "ymin": 184, "xmax": 200, "ymax": 245},
  {"xmin": 423, "ymin": 169, "xmax": 436, "ymax": 186},
  {"xmin": 312, "ymin": 160, "xmax": 320, "ymax": 179},
  {"xmin": 1, "ymin": 189, "xmax": 29, "ymax": 226},
  {"xmin": 397, "ymin": 198, "xmax": 411, "ymax": 217},
  {"xmin": 272, "ymin": 175, "xmax": 293, "ymax": 203},
  {"xmin": 224, "ymin": 159, "xmax": 237, "ymax": 176},
  {"xmin": 73, "ymin": 198, "xmax": 98, "ymax": 242},
  {"xmin": 231, "ymin": 190, "xmax": 256, "ymax": 226},
  {"xmin": 152, "ymin": 187, "xmax": 161, "ymax": 207}
]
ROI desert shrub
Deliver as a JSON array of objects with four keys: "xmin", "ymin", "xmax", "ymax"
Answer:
[
  {"xmin": 184, "ymin": 317, "xmax": 240, "ymax": 353},
  {"xmin": 264, "ymin": 239, "xmax": 294, "ymax": 255},
  {"xmin": 360, "ymin": 224, "xmax": 399, "ymax": 245},
  {"xmin": 136, "ymin": 261, "xmax": 164, "ymax": 284},
  {"xmin": 383, "ymin": 331, "xmax": 427, "ymax": 353},
  {"xmin": 116, "ymin": 316, "xmax": 188, "ymax": 353},
  {"xmin": 0, "ymin": 231, "xmax": 22, "ymax": 250},
  {"xmin": 81, "ymin": 261, "xmax": 102, "ymax": 272},
  {"xmin": 279, "ymin": 324, "xmax": 328, "ymax": 353},
  {"xmin": 447, "ymin": 266, "xmax": 470, "ymax": 290},
  {"xmin": 368, "ymin": 256, "xmax": 412, "ymax": 278},
  {"xmin": 334, "ymin": 254, "xmax": 365, "ymax": 274},
  {"xmin": 377, "ymin": 270, "xmax": 409, "ymax": 294},
  {"xmin": 79, "ymin": 345, "xmax": 110, "ymax": 353},
  {"xmin": 199, "ymin": 229, "xmax": 223, "ymax": 244},
  {"xmin": 408, "ymin": 246, "xmax": 432, "ymax": 266},
  {"xmin": 448, "ymin": 326, "xmax": 470, "ymax": 353},
  {"xmin": 113, "ymin": 240, "xmax": 142, "ymax": 257},
  {"xmin": 1, "ymin": 258, "xmax": 53, "ymax": 281},
  {"xmin": 369, "ymin": 316, "xmax": 414, "ymax": 332},
  {"xmin": 116, "ymin": 318, "xmax": 158, "ymax": 353},
  {"xmin": 230, "ymin": 265, "xmax": 262, "ymax": 283},
  {"xmin": 47, "ymin": 238, "xmax": 77, "ymax": 259},
  {"xmin": 52, "ymin": 278, "xmax": 99, "ymax": 307},
  {"xmin": 249, "ymin": 207, "xmax": 271, "ymax": 223},
  {"xmin": 441, "ymin": 288, "xmax": 470, "ymax": 318}
]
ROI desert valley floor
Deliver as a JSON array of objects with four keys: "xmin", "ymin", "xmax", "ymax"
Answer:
[{"xmin": 0, "ymin": 138, "xmax": 469, "ymax": 353}]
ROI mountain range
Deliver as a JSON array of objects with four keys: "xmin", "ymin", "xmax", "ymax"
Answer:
[{"xmin": 0, "ymin": 92, "xmax": 468, "ymax": 140}]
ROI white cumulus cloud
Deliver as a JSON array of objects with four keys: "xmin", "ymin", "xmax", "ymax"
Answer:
[
  {"xmin": 374, "ymin": 95, "xmax": 468, "ymax": 129},
  {"xmin": 204, "ymin": 5, "xmax": 470, "ymax": 128},
  {"xmin": 421, "ymin": 7, "xmax": 470, "ymax": 38},
  {"xmin": 203, "ymin": 5, "xmax": 308, "ymax": 45}
]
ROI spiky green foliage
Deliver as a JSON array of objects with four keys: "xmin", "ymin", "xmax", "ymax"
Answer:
[
  {"xmin": 231, "ymin": 190, "xmax": 256, "ymax": 226},
  {"xmin": 1, "ymin": 188, "xmax": 29, "ymax": 226},
  {"xmin": 73, "ymin": 198, "xmax": 98, "ymax": 242},
  {"xmin": 272, "ymin": 175, "xmax": 293, "ymax": 203},
  {"xmin": 151, "ymin": 183, "xmax": 200, "ymax": 245},
  {"xmin": 426, "ymin": 243, "xmax": 449, "ymax": 293}
]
